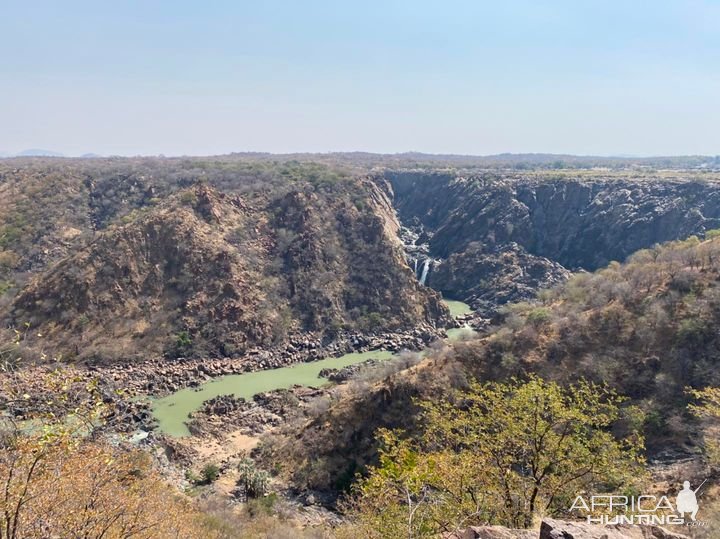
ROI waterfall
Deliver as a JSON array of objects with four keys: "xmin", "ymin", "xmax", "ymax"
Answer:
[
  {"xmin": 419, "ymin": 258, "xmax": 431, "ymax": 286},
  {"xmin": 414, "ymin": 258, "xmax": 418, "ymax": 277}
]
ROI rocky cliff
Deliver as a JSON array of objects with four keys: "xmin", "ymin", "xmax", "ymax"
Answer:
[
  {"xmin": 9, "ymin": 182, "xmax": 450, "ymax": 362},
  {"xmin": 6, "ymin": 158, "xmax": 720, "ymax": 361},
  {"xmin": 383, "ymin": 171, "xmax": 720, "ymax": 313}
]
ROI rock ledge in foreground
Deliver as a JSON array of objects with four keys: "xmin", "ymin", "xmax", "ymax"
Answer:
[
  {"xmin": 449, "ymin": 518, "xmax": 691, "ymax": 539},
  {"xmin": 539, "ymin": 517, "xmax": 691, "ymax": 539}
]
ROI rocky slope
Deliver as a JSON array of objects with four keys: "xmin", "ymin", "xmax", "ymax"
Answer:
[
  {"xmin": 383, "ymin": 171, "xmax": 720, "ymax": 313},
  {"xmin": 6, "ymin": 158, "xmax": 720, "ymax": 361},
  {"xmin": 8, "ymin": 182, "xmax": 449, "ymax": 362},
  {"xmin": 261, "ymin": 234, "xmax": 720, "ymax": 501},
  {"xmin": 429, "ymin": 242, "xmax": 570, "ymax": 315}
]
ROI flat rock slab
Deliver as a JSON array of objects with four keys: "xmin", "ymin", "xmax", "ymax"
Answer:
[
  {"xmin": 540, "ymin": 518, "xmax": 691, "ymax": 539},
  {"xmin": 448, "ymin": 526, "xmax": 536, "ymax": 538},
  {"xmin": 448, "ymin": 519, "xmax": 691, "ymax": 539}
]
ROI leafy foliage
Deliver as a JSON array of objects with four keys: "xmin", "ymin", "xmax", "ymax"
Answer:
[
  {"xmin": 458, "ymin": 235, "xmax": 720, "ymax": 446},
  {"xmin": 0, "ymin": 338, "xmax": 217, "ymax": 538},
  {"xmin": 343, "ymin": 377, "xmax": 646, "ymax": 537},
  {"xmin": 200, "ymin": 463, "xmax": 221, "ymax": 484},
  {"xmin": 689, "ymin": 386, "xmax": 720, "ymax": 465}
]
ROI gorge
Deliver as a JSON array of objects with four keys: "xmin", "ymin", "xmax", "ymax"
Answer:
[{"xmin": 3, "ymin": 155, "xmax": 720, "ymax": 537}]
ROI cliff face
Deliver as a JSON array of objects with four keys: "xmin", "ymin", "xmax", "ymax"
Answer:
[
  {"xmin": 384, "ymin": 171, "xmax": 720, "ymax": 312},
  {"xmin": 9, "ymin": 182, "xmax": 449, "ymax": 362},
  {"xmin": 7, "ymin": 159, "xmax": 720, "ymax": 361},
  {"xmin": 430, "ymin": 242, "xmax": 570, "ymax": 314},
  {"xmin": 267, "ymin": 180, "xmax": 449, "ymax": 333}
]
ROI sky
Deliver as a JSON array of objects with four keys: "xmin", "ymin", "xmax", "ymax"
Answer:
[{"xmin": 0, "ymin": 1, "xmax": 718, "ymax": 157}]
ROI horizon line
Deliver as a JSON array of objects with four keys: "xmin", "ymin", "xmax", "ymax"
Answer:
[{"xmin": 1, "ymin": 150, "xmax": 718, "ymax": 160}]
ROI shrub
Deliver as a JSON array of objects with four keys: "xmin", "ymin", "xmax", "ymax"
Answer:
[
  {"xmin": 360, "ymin": 312, "xmax": 386, "ymax": 331},
  {"xmin": 180, "ymin": 191, "xmax": 199, "ymax": 205},
  {"xmin": 201, "ymin": 463, "xmax": 221, "ymax": 484},
  {"xmin": 237, "ymin": 458, "xmax": 270, "ymax": 499},
  {"xmin": 676, "ymin": 318, "xmax": 712, "ymax": 348},
  {"xmin": 176, "ymin": 331, "xmax": 192, "ymax": 347},
  {"xmin": 246, "ymin": 492, "xmax": 278, "ymax": 517},
  {"xmin": 0, "ymin": 362, "xmax": 216, "ymax": 538},
  {"xmin": 343, "ymin": 377, "xmax": 646, "ymax": 535},
  {"xmin": 526, "ymin": 307, "xmax": 551, "ymax": 327}
]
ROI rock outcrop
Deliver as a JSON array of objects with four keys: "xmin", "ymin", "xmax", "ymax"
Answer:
[
  {"xmin": 186, "ymin": 387, "xmax": 323, "ymax": 437},
  {"xmin": 9, "ymin": 182, "xmax": 450, "ymax": 362},
  {"xmin": 430, "ymin": 242, "xmax": 570, "ymax": 315},
  {"xmin": 447, "ymin": 519, "xmax": 691, "ymax": 539},
  {"xmin": 539, "ymin": 518, "xmax": 690, "ymax": 539},
  {"xmin": 319, "ymin": 358, "xmax": 381, "ymax": 382},
  {"xmin": 384, "ymin": 171, "xmax": 720, "ymax": 312}
]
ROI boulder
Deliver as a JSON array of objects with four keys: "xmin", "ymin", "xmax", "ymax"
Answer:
[
  {"xmin": 449, "ymin": 519, "xmax": 691, "ymax": 539},
  {"xmin": 447, "ymin": 525, "xmax": 536, "ymax": 538},
  {"xmin": 539, "ymin": 518, "xmax": 691, "ymax": 539}
]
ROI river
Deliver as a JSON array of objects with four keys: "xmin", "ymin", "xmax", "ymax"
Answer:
[{"xmin": 152, "ymin": 299, "xmax": 473, "ymax": 437}]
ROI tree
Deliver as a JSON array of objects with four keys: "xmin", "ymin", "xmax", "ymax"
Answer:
[
  {"xmin": 689, "ymin": 386, "xmax": 720, "ymax": 465},
  {"xmin": 0, "ymin": 438, "xmax": 209, "ymax": 538},
  {"xmin": 340, "ymin": 430, "xmax": 494, "ymax": 539},
  {"xmin": 343, "ymin": 377, "xmax": 645, "ymax": 537},
  {"xmin": 237, "ymin": 458, "xmax": 269, "ymax": 499},
  {"xmin": 0, "ymin": 340, "xmax": 215, "ymax": 538}
]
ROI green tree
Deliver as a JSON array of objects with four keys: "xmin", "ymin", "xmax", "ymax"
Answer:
[
  {"xmin": 200, "ymin": 463, "xmax": 221, "ymax": 484},
  {"xmin": 705, "ymin": 229, "xmax": 720, "ymax": 241},
  {"xmin": 689, "ymin": 386, "xmax": 720, "ymax": 465},
  {"xmin": 344, "ymin": 377, "xmax": 645, "ymax": 537}
]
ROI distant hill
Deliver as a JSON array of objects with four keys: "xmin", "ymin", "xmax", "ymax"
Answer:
[
  {"xmin": 0, "ymin": 150, "xmax": 717, "ymax": 169},
  {"xmin": 217, "ymin": 151, "xmax": 720, "ymax": 171},
  {"xmin": 15, "ymin": 149, "xmax": 64, "ymax": 157}
]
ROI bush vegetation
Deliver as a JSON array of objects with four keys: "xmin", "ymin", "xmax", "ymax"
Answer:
[
  {"xmin": 0, "ymin": 339, "xmax": 218, "ymax": 538},
  {"xmin": 340, "ymin": 377, "xmax": 645, "ymax": 536},
  {"xmin": 200, "ymin": 462, "xmax": 221, "ymax": 484},
  {"xmin": 457, "ymin": 235, "xmax": 720, "ymax": 448},
  {"xmin": 261, "ymin": 234, "xmax": 720, "ymax": 536}
]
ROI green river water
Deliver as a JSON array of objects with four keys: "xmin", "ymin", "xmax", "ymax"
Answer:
[
  {"xmin": 152, "ymin": 299, "xmax": 472, "ymax": 437},
  {"xmin": 443, "ymin": 299, "xmax": 473, "ymax": 318}
]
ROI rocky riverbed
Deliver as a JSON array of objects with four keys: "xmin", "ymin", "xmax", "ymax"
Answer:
[
  {"xmin": 185, "ymin": 386, "xmax": 325, "ymax": 438},
  {"xmin": 96, "ymin": 325, "xmax": 445, "ymax": 399},
  {"xmin": 0, "ymin": 324, "xmax": 453, "ymax": 441}
]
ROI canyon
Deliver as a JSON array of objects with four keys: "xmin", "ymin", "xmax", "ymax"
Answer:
[
  {"xmin": 3, "ymin": 156, "xmax": 720, "ymax": 537},
  {"xmin": 385, "ymin": 170, "xmax": 720, "ymax": 315},
  {"xmin": 4, "ymin": 159, "xmax": 720, "ymax": 364}
]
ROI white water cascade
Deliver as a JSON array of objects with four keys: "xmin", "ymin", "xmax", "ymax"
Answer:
[{"xmin": 419, "ymin": 258, "xmax": 431, "ymax": 286}]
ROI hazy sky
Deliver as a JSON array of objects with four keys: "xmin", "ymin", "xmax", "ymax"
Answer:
[{"xmin": 1, "ymin": 1, "xmax": 718, "ymax": 156}]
